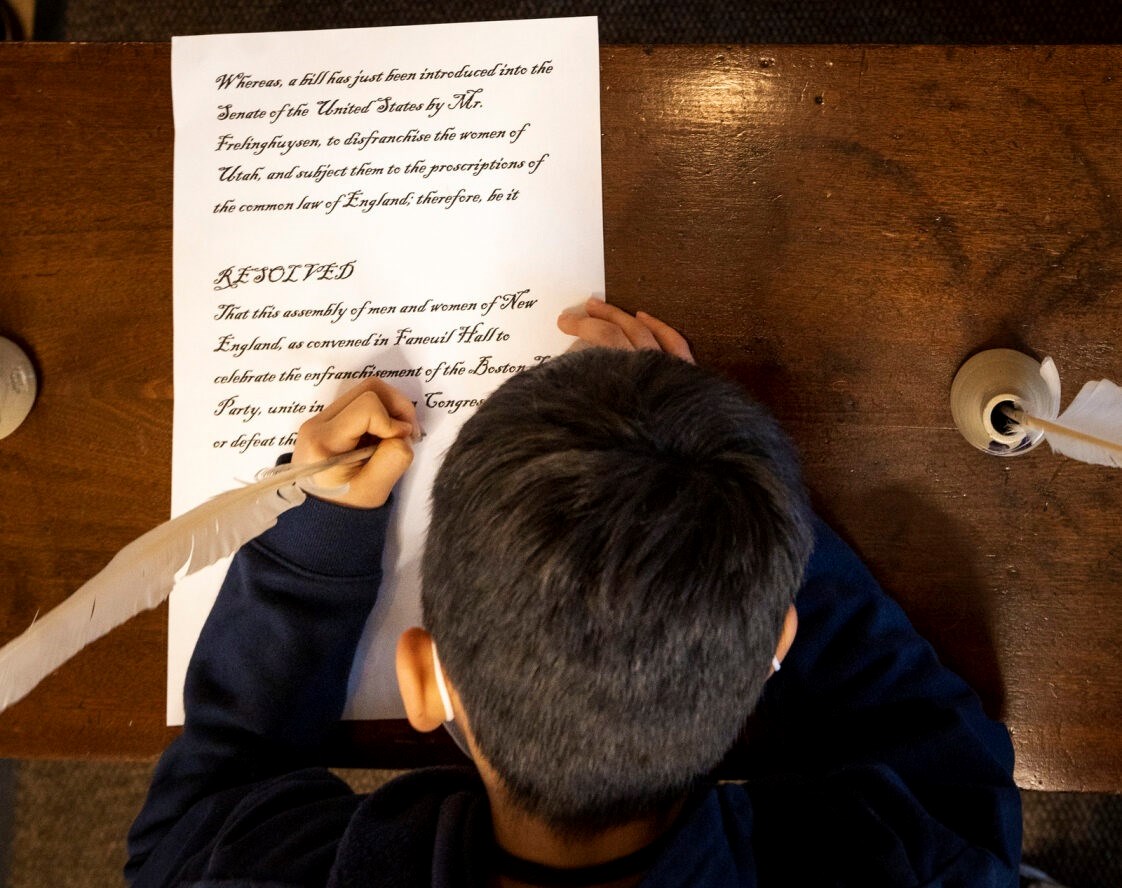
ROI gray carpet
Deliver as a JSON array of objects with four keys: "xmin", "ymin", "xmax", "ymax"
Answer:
[
  {"xmin": 2, "ymin": 760, "xmax": 152, "ymax": 888},
  {"xmin": 0, "ymin": 760, "xmax": 407, "ymax": 887},
  {"xmin": 31, "ymin": 0, "xmax": 1122, "ymax": 43},
  {"xmin": 0, "ymin": 759, "xmax": 1120, "ymax": 886}
]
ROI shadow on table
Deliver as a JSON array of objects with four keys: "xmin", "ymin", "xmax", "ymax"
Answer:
[{"xmin": 824, "ymin": 485, "xmax": 1007, "ymax": 722}]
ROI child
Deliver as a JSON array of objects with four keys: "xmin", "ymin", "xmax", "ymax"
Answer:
[{"xmin": 127, "ymin": 301, "xmax": 1021, "ymax": 887}]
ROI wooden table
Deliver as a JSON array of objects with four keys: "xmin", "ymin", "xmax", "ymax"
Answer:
[{"xmin": 1, "ymin": 43, "xmax": 1120, "ymax": 791}]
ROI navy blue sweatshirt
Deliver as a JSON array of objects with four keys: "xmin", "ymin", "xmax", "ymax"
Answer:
[{"xmin": 126, "ymin": 497, "xmax": 1021, "ymax": 886}]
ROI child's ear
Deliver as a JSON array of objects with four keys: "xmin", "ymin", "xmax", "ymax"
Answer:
[{"xmin": 396, "ymin": 627, "xmax": 447, "ymax": 732}]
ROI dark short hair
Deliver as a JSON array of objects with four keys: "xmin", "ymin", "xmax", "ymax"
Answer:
[{"xmin": 422, "ymin": 347, "xmax": 812, "ymax": 832}]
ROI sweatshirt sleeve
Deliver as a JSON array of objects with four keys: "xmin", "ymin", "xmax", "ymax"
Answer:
[
  {"xmin": 126, "ymin": 493, "xmax": 391, "ymax": 884},
  {"xmin": 743, "ymin": 519, "xmax": 1022, "ymax": 886}
]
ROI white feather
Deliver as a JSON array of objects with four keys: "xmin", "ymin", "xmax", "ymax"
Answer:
[
  {"xmin": 1010, "ymin": 378, "xmax": 1122, "ymax": 468},
  {"xmin": 1039, "ymin": 357, "xmax": 1062, "ymax": 419},
  {"xmin": 0, "ymin": 445, "xmax": 374, "ymax": 713}
]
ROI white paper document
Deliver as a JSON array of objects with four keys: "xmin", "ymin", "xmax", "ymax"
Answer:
[{"xmin": 168, "ymin": 17, "xmax": 604, "ymax": 723}]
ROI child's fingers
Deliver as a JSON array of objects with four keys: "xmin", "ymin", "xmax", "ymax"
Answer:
[
  {"xmin": 315, "ymin": 377, "xmax": 418, "ymax": 432},
  {"xmin": 313, "ymin": 377, "xmax": 382, "ymax": 423},
  {"xmin": 582, "ymin": 298, "xmax": 662, "ymax": 350},
  {"xmin": 344, "ymin": 436, "xmax": 415, "ymax": 507},
  {"xmin": 557, "ymin": 299, "xmax": 694, "ymax": 361},
  {"xmin": 557, "ymin": 299, "xmax": 661, "ymax": 351},
  {"xmin": 298, "ymin": 378, "xmax": 418, "ymax": 459},
  {"xmin": 295, "ymin": 393, "xmax": 409, "ymax": 474},
  {"xmin": 636, "ymin": 311, "xmax": 694, "ymax": 363},
  {"xmin": 316, "ymin": 390, "xmax": 413, "ymax": 455},
  {"xmin": 557, "ymin": 312, "xmax": 637, "ymax": 350},
  {"xmin": 294, "ymin": 390, "xmax": 416, "ymax": 506},
  {"xmin": 367, "ymin": 377, "xmax": 418, "ymax": 431}
]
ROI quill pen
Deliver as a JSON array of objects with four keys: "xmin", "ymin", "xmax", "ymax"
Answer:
[
  {"xmin": 1007, "ymin": 358, "xmax": 1122, "ymax": 467},
  {"xmin": 0, "ymin": 445, "xmax": 374, "ymax": 714}
]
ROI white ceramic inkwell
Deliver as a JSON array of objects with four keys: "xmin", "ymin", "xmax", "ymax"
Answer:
[
  {"xmin": 950, "ymin": 348, "xmax": 1060, "ymax": 456},
  {"xmin": 0, "ymin": 337, "xmax": 37, "ymax": 439}
]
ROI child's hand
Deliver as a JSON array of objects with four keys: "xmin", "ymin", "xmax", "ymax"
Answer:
[
  {"xmin": 557, "ymin": 297, "xmax": 694, "ymax": 363},
  {"xmin": 292, "ymin": 377, "xmax": 418, "ymax": 508}
]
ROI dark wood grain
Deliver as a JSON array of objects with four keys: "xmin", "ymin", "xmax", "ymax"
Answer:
[{"xmin": 1, "ymin": 43, "xmax": 1120, "ymax": 791}]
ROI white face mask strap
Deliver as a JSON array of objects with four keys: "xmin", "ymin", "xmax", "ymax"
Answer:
[{"xmin": 430, "ymin": 639, "xmax": 456, "ymax": 723}]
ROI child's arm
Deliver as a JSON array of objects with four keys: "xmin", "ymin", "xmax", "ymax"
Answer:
[
  {"xmin": 744, "ymin": 521, "xmax": 1022, "ymax": 884},
  {"xmin": 557, "ymin": 296, "xmax": 695, "ymax": 361},
  {"xmin": 126, "ymin": 378, "xmax": 415, "ymax": 885}
]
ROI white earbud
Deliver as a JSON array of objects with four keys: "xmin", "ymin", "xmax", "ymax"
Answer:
[{"xmin": 772, "ymin": 656, "xmax": 782, "ymax": 673}]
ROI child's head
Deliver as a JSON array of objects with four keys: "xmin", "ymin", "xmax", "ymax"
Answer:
[{"xmin": 421, "ymin": 347, "xmax": 812, "ymax": 833}]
